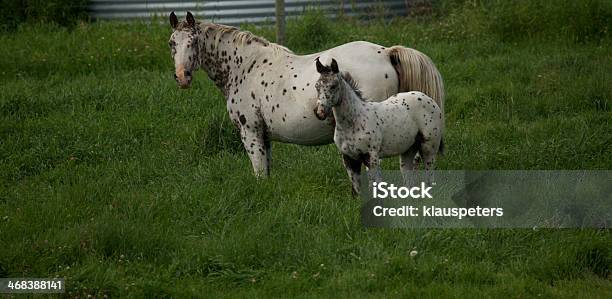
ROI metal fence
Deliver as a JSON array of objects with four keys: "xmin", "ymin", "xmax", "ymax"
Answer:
[{"xmin": 88, "ymin": 0, "xmax": 408, "ymax": 25}]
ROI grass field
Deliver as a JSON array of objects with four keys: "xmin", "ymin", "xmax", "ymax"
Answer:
[{"xmin": 1, "ymin": 2, "xmax": 611, "ymax": 297}]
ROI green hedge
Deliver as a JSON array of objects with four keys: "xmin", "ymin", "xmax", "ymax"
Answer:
[
  {"xmin": 0, "ymin": 0, "xmax": 88, "ymax": 30},
  {"xmin": 432, "ymin": 0, "xmax": 612, "ymax": 42}
]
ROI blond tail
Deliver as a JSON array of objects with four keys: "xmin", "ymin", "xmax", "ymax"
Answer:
[{"xmin": 388, "ymin": 46, "xmax": 445, "ymax": 114}]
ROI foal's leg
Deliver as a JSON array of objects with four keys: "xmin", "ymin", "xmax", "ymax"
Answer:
[
  {"xmin": 400, "ymin": 144, "xmax": 420, "ymax": 185},
  {"xmin": 366, "ymin": 152, "xmax": 382, "ymax": 185},
  {"xmin": 412, "ymin": 153, "xmax": 421, "ymax": 170},
  {"xmin": 264, "ymin": 137, "xmax": 272, "ymax": 173},
  {"xmin": 342, "ymin": 154, "xmax": 362, "ymax": 196},
  {"xmin": 420, "ymin": 140, "xmax": 438, "ymax": 183},
  {"xmin": 240, "ymin": 126, "xmax": 269, "ymax": 178}
]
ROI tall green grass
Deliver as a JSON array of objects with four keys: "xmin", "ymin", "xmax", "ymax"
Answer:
[{"xmin": 0, "ymin": 3, "xmax": 611, "ymax": 297}]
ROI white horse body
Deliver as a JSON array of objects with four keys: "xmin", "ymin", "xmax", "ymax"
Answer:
[
  {"xmin": 260, "ymin": 41, "xmax": 398, "ymax": 145},
  {"xmin": 168, "ymin": 13, "xmax": 444, "ymax": 176},
  {"xmin": 333, "ymin": 92, "xmax": 443, "ymax": 159}
]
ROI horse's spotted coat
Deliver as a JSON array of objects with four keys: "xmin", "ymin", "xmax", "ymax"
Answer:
[
  {"xmin": 315, "ymin": 58, "xmax": 444, "ymax": 195},
  {"xmin": 169, "ymin": 12, "xmax": 444, "ymax": 177}
]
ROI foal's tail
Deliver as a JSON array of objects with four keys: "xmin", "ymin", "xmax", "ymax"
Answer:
[{"xmin": 387, "ymin": 46, "xmax": 445, "ymax": 115}]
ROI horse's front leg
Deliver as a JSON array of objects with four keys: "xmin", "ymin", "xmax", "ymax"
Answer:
[
  {"xmin": 239, "ymin": 125, "xmax": 269, "ymax": 178},
  {"xmin": 366, "ymin": 152, "xmax": 382, "ymax": 185},
  {"xmin": 342, "ymin": 154, "xmax": 362, "ymax": 197}
]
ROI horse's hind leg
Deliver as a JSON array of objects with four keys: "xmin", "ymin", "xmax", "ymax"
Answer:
[
  {"xmin": 264, "ymin": 136, "xmax": 272, "ymax": 173},
  {"xmin": 343, "ymin": 154, "xmax": 362, "ymax": 197},
  {"xmin": 400, "ymin": 144, "xmax": 419, "ymax": 185},
  {"xmin": 420, "ymin": 139, "xmax": 439, "ymax": 183},
  {"xmin": 412, "ymin": 133, "xmax": 425, "ymax": 170},
  {"xmin": 412, "ymin": 156, "xmax": 421, "ymax": 170},
  {"xmin": 240, "ymin": 126, "xmax": 269, "ymax": 178}
]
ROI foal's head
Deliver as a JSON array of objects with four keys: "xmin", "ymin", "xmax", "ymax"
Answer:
[
  {"xmin": 314, "ymin": 58, "xmax": 340, "ymax": 120},
  {"xmin": 169, "ymin": 12, "xmax": 201, "ymax": 89}
]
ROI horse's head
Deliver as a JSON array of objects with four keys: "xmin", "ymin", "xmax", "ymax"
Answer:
[
  {"xmin": 169, "ymin": 11, "xmax": 201, "ymax": 89},
  {"xmin": 314, "ymin": 58, "xmax": 340, "ymax": 120}
]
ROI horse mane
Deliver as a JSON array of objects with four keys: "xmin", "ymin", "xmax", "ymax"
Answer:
[
  {"xmin": 341, "ymin": 72, "xmax": 365, "ymax": 101},
  {"xmin": 178, "ymin": 21, "xmax": 293, "ymax": 55}
]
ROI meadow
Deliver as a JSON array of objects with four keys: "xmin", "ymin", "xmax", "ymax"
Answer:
[{"xmin": 1, "ymin": 1, "xmax": 611, "ymax": 297}]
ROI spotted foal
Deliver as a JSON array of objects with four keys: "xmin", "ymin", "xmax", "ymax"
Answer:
[{"xmin": 314, "ymin": 58, "xmax": 444, "ymax": 195}]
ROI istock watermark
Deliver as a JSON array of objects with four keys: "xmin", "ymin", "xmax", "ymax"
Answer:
[
  {"xmin": 372, "ymin": 182, "xmax": 433, "ymax": 199},
  {"xmin": 361, "ymin": 171, "xmax": 611, "ymax": 228}
]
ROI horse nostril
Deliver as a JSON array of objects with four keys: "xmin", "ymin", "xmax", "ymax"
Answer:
[
  {"xmin": 173, "ymin": 74, "xmax": 178, "ymax": 80},
  {"xmin": 184, "ymin": 70, "xmax": 192, "ymax": 77}
]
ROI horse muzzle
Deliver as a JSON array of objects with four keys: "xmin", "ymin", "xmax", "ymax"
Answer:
[
  {"xmin": 177, "ymin": 78, "xmax": 192, "ymax": 89},
  {"xmin": 175, "ymin": 65, "xmax": 193, "ymax": 89},
  {"xmin": 314, "ymin": 104, "xmax": 331, "ymax": 120}
]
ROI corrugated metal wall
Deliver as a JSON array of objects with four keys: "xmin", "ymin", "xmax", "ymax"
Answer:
[{"xmin": 88, "ymin": 0, "xmax": 407, "ymax": 25}]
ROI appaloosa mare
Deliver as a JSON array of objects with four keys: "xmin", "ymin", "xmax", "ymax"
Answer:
[{"xmin": 168, "ymin": 12, "xmax": 444, "ymax": 177}]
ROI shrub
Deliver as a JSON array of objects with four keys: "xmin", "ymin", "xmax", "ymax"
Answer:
[
  {"xmin": 487, "ymin": 0, "xmax": 612, "ymax": 42},
  {"xmin": 0, "ymin": 0, "xmax": 89, "ymax": 30},
  {"xmin": 433, "ymin": 0, "xmax": 612, "ymax": 42},
  {"xmin": 287, "ymin": 9, "xmax": 339, "ymax": 52}
]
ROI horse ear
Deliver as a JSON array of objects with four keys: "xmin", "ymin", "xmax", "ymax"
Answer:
[
  {"xmin": 170, "ymin": 12, "xmax": 178, "ymax": 29},
  {"xmin": 316, "ymin": 58, "xmax": 325, "ymax": 74},
  {"xmin": 186, "ymin": 11, "xmax": 196, "ymax": 27},
  {"xmin": 331, "ymin": 59, "xmax": 339, "ymax": 74}
]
